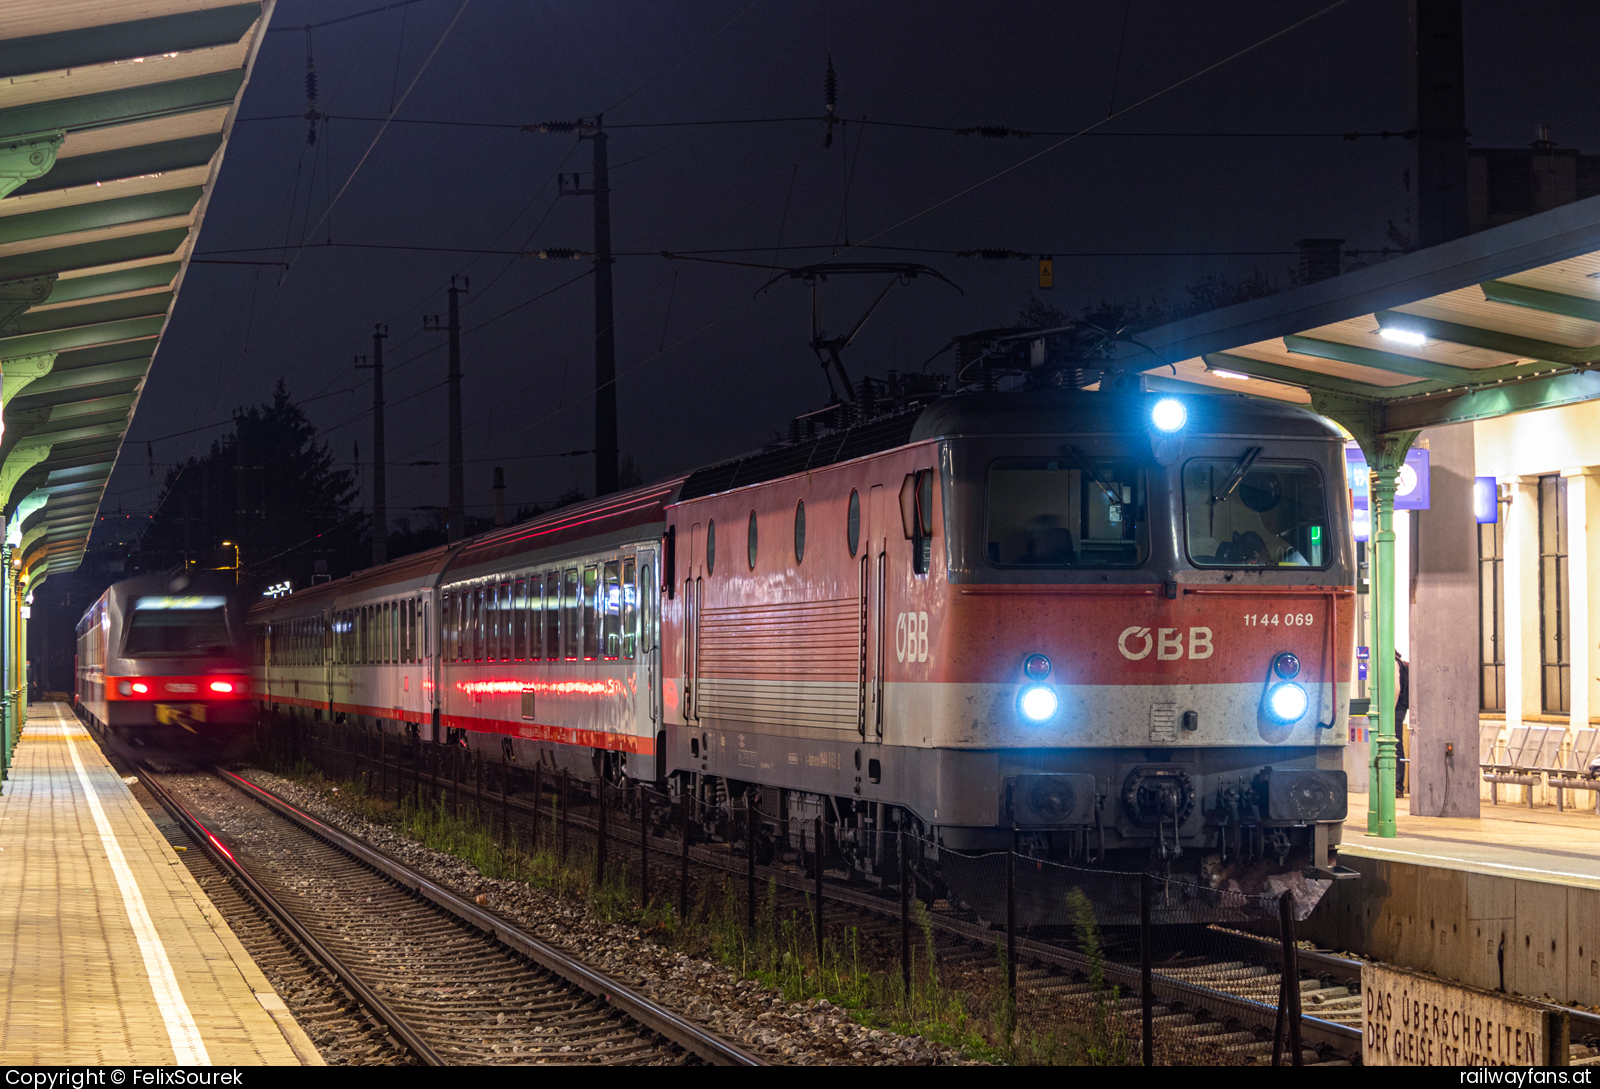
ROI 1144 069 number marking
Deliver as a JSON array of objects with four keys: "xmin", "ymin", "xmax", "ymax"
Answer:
[{"xmin": 1244, "ymin": 613, "xmax": 1315, "ymax": 627}]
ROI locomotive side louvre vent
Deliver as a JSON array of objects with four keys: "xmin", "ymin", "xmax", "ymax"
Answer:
[{"xmin": 1149, "ymin": 702, "xmax": 1179, "ymax": 742}]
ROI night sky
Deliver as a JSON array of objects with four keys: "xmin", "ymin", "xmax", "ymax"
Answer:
[{"xmin": 97, "ymin": 0, "xmax": 1600, "ymax": 537}]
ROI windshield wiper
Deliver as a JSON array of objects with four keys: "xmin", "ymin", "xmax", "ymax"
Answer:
[{"xmin": 1211, "ymin": 446, "xmax": 1263, "ymax": 503}]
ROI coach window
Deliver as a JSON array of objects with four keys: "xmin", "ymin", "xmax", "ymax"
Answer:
[
  {"xmin": 847, "ymin": 489, "xmax": 860, "ymax": 556},
  {"xmin": 531, "ymin": 576, "xmax": 545, "ymax": 661},
  {"xmin": 500, "ymin": 581, "xmax": 513, "ymax": 660},
  {"xmin": 563, "ymin": 569, "xmax": 580, "ymax": 660},
  {"xmin": 356, "ymin": 608, "xmax": 365, "ymax": 664},
  {"xmin": 795, "ymin": 500, "xmax": 806, "ymax": 563},
  {"xmin": 602, "ymin": 560, "xmax": 622, "ymax": 659},
  {"xmin": 546, "ymin": 572, "xmax": 562, "ymax": 660},
  {"xmin": 621, "ymin": 557, "xmax": 637, "ymax": 659},
  {"xmin": 440, "ymin": 595, "xmax": 453, "ymax": 662},
  {"xmin": 388, "ymin": 600, "xmax": 396, "ymax": 663},
  {"xmin": 406, "ymin": 599, "xmax": 415, "ymax": 663},
  {"xmin": 486, "ymin": 585, "xmax": 499, "ymax": 661},
  {"xmin": 515, "ymin": 582, "xmax": 528, "ymax": 658},
  {"xmin": 456, "ymin": 591, "xmax": 468, "ymax": 662},
  {"xmin": 706, "ymin": 519, "xmax": 716, "ymax": 575},
  {"xmin": 583, "ymin": 565, "xmax": 600, "ymax": 660}
]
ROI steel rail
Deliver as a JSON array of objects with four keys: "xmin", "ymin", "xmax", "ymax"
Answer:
[
  {"xmin": 212, "ymin": 767, "xmax": 766, "ymax": 1067},
  {"xmin": 134, "ymin": 763, "xmax": 447, "ymax": 1066}
]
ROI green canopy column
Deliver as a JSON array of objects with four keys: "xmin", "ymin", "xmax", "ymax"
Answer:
[{"xmin": 1358, "ymin": 432, "xmax": 1418, "ymax": 837}]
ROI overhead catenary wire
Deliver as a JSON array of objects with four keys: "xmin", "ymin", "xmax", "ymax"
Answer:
[{"xmin": 234, "ymin": 110, "xmax": 1416, "ymax": 141}]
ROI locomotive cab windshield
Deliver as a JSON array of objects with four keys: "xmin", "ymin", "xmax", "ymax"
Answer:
[
  {"xmin": 985, "ymin": 458, "xmax": 1148, "ymax": 567},
  {"xmin": 1183, "ymin": 459, "xmax": 1330, "ymax": 568},
  {"xmin": 123, "ymin": 595, "xmax": 233, "ymax": 657}
]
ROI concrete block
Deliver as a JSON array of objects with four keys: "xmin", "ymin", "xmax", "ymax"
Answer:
[{"xmin": 1510, "ymin": 880, "xmax": 1569, "ymax": 1001}]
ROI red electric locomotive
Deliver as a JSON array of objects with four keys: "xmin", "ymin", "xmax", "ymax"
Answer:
[
  {"xmin": 251, "ymin": 370, "xmax": 1354, "ymax": 895},
  {"xmin": 76, "ymin": 573, "xmax": 252, "ymax": 746}
]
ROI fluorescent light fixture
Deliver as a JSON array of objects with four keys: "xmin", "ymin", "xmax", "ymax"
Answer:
[
  {"xmin": 1379, "ymin": 327, "xmax": 1427, "ymax": 347},
  {"xmin": 1211, "ymin": 369, "xmax": 1251, "ymax": 380}
]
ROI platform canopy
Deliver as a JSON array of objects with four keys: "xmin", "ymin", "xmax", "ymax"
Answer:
[
  {"xmin": 1123, "ymin": 193, "xmax": 1600, "ymax": 841},
  {"xmin": 0, "ymin": 0, "xmax": 273, "ymax": 589},
  {"xmin": 1129, "ymin": 193, "xmax": 1600, "ymax": 446}
]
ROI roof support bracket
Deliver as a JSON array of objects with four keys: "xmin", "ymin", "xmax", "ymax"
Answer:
[
  {"xmin": 0, "ymin": 276, "xmax": 58, "ymax": 330},
  {"xmin": 2, "ymin": 352, "xmax": 56, "ymax": 406},
  {"xmin": 0, "ymin": 131, "xmax": 62, "ymax": 200},
  {"xmin": 0, "ymin": 442, "xmax": 51, "ymax": 513}
]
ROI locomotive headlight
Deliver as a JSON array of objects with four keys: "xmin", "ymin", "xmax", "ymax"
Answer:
[
  {"xmin": 1151, "ymin": 398, "xmax": 1187, "ymax": 432},
  {"xmin": 1018, "ymin": 684, "xmax": 1059, "ymax": 723},
  {"xmin": 1273, "ymin": 652, "xmax": 1301, "ymax": 679},
  {"xmin": 1266, "ymin": 682, "xmax": 1308, "ymax": 723},
  {"xmin": 1022, "ymin": 653, "xmax": 1052, "ymax": 680},
  {"xmin": 118, "ymin": 681, "xmax": 132, "ymax": 696}
]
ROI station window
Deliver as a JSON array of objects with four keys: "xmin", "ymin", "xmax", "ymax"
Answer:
[
  {"xmin": 988, "ymin": 459, "xmax": 1149, "ymax": 567},
  {"xmin": 583, "ymin": 565, "xmax": 600, "ymax": 660},
  {"xmin": 1539, "ymin": 474, "xmax": 1572, "ymax": 714},
  {"xmin": 1181, "ymin": 459, "xmax": 1326, "ymax": 569},
  {"xmin": 621, "ymin": 557, "xmax": 637, "ymax": 659},
  {"xmin": 563, "ymin": 569, "xmax": 580, "ymax": 660},
  {"xmin": 545, "ymin": 572, "xmax": 560, "ymax": 660},
  {"xmin": 602, "ymin": 560, "xmax": 622, "ymax": 659}
]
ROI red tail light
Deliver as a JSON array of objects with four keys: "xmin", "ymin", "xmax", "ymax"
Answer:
[
  {"xmin": 131, "ymin": 682, "xmax": 148, "ymax": 694},
  {"xmin": 209, "ymin": 681, "xmax": 234, "ymax": 693}
]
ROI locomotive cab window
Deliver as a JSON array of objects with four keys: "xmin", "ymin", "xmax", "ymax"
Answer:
[
  {"xmin": 986, "ymin": 459, "xmax": 1148, "ymax": 567},
  {"xmin": 1182, "ymin": 458, "xmax": 1329, "ymax": 567},
  {"xmin": 123, "ymin": 596, "xmax": 231, "ymax": 657}
]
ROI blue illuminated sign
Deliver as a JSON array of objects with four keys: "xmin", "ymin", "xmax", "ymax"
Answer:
[
  {"xmin": 1475, "ymin": 476, "xmax": 1498, "ymax": 524},
  {"xmin": 1346, "ymin": 444, "xmax": 1431, "ymax": 541}
]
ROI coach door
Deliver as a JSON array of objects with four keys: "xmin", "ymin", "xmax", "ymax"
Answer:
[
  {"xmin": 685, "ymin": 524, "xmax": 702, "ymax": 723},
  {"xmin": 868, "ymin": 485, "xmax": 888, "ymax": 739},
  {"xmin": 633, "ymin": 548, "xmax": 661, "ymax": 778}
]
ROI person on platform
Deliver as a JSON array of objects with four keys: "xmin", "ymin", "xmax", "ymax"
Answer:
[{"xmin": 1394, "ymin": 651, "xmax": 1410, "ymax": 796}]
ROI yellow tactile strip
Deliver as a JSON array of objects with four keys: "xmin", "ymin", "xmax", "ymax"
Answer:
[{"xmin": 0, "ymin": 704, "xmax": 310, "ymax": 1065}]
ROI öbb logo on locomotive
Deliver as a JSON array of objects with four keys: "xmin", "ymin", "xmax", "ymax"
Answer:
[
  {"xmin": 228, "ymin": 385, "xmax": 1356, "ymax": 914},
  {"xmin": 1117, "ymin": 625, "xmax": 1215, "ymax": 660}
]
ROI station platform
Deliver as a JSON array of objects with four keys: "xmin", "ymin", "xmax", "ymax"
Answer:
[
  {"xmin": 0, "ymin": 703, "xmax": 318, "ymax": 1065},
  {"xmin": 1307, "ymin": 791, "xmax": 1600, "ymax": 1006}
]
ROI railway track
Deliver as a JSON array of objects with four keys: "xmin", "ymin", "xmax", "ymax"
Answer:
[
  {"xmin": 134, "ymin": 761, "xmax": 765, "ymax": 1067},
  {"xmin": 290, "ymin": 744, "xmax": 1363, "ymax": 1062},
  {"xmin": 279, "ymin": 740, "xmax": 1600, "ymax": 1064}
]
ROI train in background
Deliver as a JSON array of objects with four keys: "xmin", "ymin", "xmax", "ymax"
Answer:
[
  {"xmin": 249, "ymin": 371, "xmax": 1355, "ymax": 895},
  {"xmin": 75, "ymin": 573, "xmax": 252, "ymax": 746}
]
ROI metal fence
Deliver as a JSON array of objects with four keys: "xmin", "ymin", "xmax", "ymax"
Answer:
[{"xmin": 262, "ymin": 716, "xmax": 1325, "ymax": 1066}]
